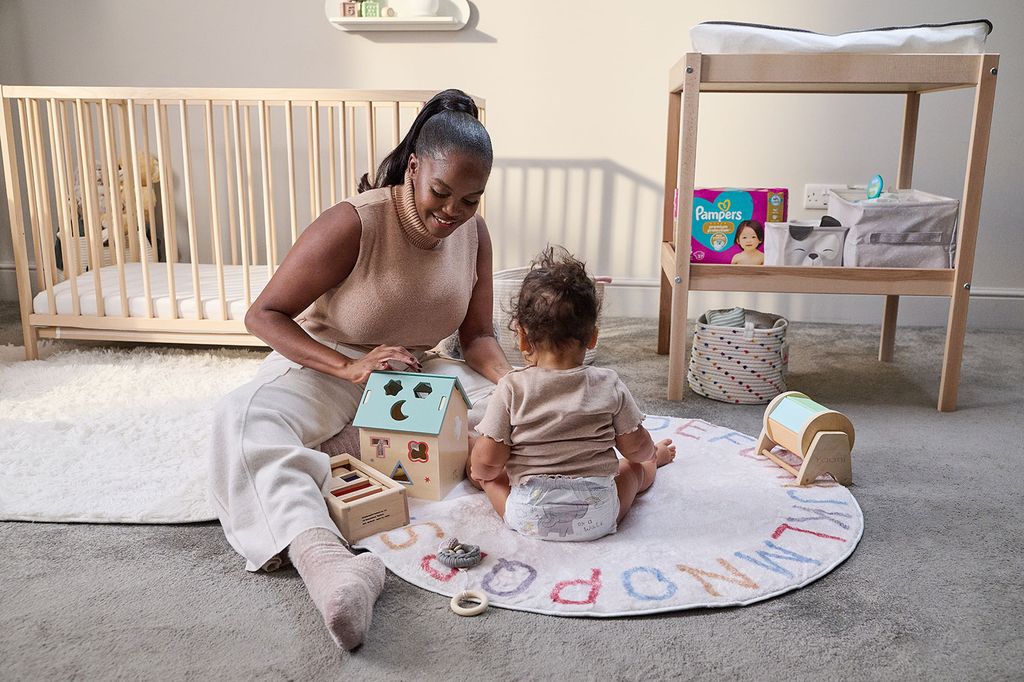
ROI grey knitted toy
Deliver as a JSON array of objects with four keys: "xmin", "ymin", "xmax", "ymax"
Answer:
[{"xmin": 437, "ymin": 537, "xmax": 482, "ymax": 569}]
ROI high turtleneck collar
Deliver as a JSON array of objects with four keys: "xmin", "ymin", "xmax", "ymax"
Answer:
[{"xmin": 392, "ymin": 173, "xmax": 442, "ymax": 250}]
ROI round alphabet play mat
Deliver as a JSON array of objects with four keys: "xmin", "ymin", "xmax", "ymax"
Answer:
[{"xmin": 355, "ymin": 416, "xmax": 864, "ymax": 617}]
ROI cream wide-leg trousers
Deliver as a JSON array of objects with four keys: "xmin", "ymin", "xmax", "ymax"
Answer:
[{"xmin": 208, "ymin": 338, "xmax": 495, "ymax": 572}]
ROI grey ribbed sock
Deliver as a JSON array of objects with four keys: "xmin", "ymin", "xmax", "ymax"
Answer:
[{"xmin": 288, "ymin": 528, "xmax": 386, "ymax": 650}]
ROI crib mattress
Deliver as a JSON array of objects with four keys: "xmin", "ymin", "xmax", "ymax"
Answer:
[{"xmin": 32, "ymin": 263, "xmax": 270, "ymax": 321}]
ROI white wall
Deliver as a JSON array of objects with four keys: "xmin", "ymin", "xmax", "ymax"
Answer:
[{"xmin": 1, "ymin": 0, "xmax": 1022, "ymax": 327}]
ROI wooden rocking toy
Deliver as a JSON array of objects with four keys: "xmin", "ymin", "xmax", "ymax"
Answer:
[{"xmin": 755, "ymin": 391, "xmax": 854, "ymax": 486}]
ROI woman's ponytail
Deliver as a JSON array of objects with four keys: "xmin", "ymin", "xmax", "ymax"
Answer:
[{"xmin": 357, "ymin": 88, "xmax": 489, "ymax": 192}]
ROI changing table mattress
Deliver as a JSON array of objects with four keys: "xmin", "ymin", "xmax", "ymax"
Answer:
[{"xmin": 32, "ymin": 263, "xmax": 270, "ymax": 320}]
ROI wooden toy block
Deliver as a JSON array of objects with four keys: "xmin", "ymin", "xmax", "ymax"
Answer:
[
  {"xmin": 340, "ymin": 2, "xmax": 359, "ymax": 17},
  {"xmin": 756, "ymin": 391, "xmax": 854, "ymax": 486},
  {"xmin": 330, "ymin": 477, "xmax": 373, "ymax": 496},
  {"xmin": 325, "ymin": 453, "xmax": 410, "ymax": 543}
]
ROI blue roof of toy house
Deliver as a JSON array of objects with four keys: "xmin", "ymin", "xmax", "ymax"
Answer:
[{"xmin": 352, "ymin": 371, "xmax": 473, "ymax": 436}]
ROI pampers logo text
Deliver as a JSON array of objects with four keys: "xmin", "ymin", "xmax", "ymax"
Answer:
[{"xmin": 694, "ymin": 205, "xmax": 743, "ymax": 222}]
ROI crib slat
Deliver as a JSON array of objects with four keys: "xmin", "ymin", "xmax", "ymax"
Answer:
[
  {"xmin": 115, "ymin": 103, "xmax": 142, "ymax": 263},
  {"xmin": 345, "ymin": 104, "xmax": 356, "ymax": 197},
  {"xmin": 126, "ymin": 99, "xmax": 155, "ymax": 318},
  {"xmin": 153, "ymin": 100, "xmax": 178, "ymax": 318},
  {"xmin": 47, "ymin": 98, "xmax": 81, "ymax": 316},
  {"xmin": 100, "ymin": 99, "xmax": 131, "ymax": 317},
  {"xmin": 58, "ymin": 103, "xmax": 85, "ymax": 284},
  {"xmin": 32, "ymin": 99, "xmax": 62, "ymax": 299},
  {"xmin": 285, "ymin": 100, "xmax": 298, "ymax": 247},
  {"xmin": 75, "ymin": 100, "xmax": 106, "ymax": 317},
  {"xmin": 328, "ymin": 104, "xmax": 337, "ymax": 207},
  {"xmin": 140, "ymin": 104, "xmax": 156, "ymax": 263},
  {"xmin": 160, "ymin": 103, "xmax": 178, "ymax": 265},
  {"xmin": 179, "ymin": 100, "xmax": 204, "ymax": 320},
  {"xmin": 20, "ymin": 101, "xmax": 43, "ymax": 296},
  {"xmin": 230, "ymin": 101, "xmax": 252, "ymax": 307},
  {"xmin": 242, "ymin": 105, "xmax": 258, "ymax": 266},
  {"xmin": 309, "ymin": 103, "xmax": 321, "ymax": 219},
  {"xmin": 392, "ymin": 101, "xmax": 400, "ymax": 152},
  {"xmin": 29, "ymin": 100, "xmax": 61, "ymax": 314},
  {"xmin": 222, "ymin": 106, "xmax": 239, "ymax": 266},
  {"xmin": 258, "ymin": 100, "xmax": 277, "ymax": 273},
  {"xmin": 366, "ymin": 102, "xmax": 376, "ymax": 189},
  {"xmin": 341, "ymin": 103, "xmax": 352, "ymax": 198},
  {"xmin": 25, "ymin": 100, "xmax": 59, "ymax": 315},
  {"xmin": 204, "ymin": 100, "xmax": 229, "ymax": 320}
]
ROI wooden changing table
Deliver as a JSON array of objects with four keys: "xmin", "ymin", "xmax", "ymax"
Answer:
[{"xmin": 658, "ymin": 52, "xmax": 999, "ymax": 411}]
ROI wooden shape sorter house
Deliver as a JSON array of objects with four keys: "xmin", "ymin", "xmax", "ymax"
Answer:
[{"xmin": 352, "ymin": 371, "xmax": 472, "ymax": 500}]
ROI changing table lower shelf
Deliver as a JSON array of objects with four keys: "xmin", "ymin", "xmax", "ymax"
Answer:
[{"xmin": 662, "ymin": 245, "xmax": 955, "ymax": 296}]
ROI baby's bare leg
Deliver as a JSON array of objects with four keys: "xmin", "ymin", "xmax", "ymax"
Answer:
[
  {"xmin": 465, "ymin": 434, "xmax": 483, "ymax": 489},
  {"xmin": 480, "ymin": 470, "xmax": 511, "ymax": 519},
  {"xmin": 615, "ymin": 439, "xmax": 676, "ymax": 523}
]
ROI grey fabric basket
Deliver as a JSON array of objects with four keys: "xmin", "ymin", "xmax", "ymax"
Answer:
[{"xmin": 827, "ymin": 189, "xmax": 959, "ymax": 268}]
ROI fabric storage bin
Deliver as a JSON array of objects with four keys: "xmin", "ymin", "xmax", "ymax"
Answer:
[
  {"xmin": 687, "ymin": 308, "xmax": 788, "ymax": 405},
  {"xmin": 764, "ymin": 221, "xmax": 848, "ymax": 266},
  {"xmin": 827, "ymin": 189, "xmax": 959, "ymax": 268}
]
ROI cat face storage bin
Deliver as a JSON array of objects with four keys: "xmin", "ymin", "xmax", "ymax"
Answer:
[
  {"xmin": 765, "ymin": 221, "xmax": 848, "ymax": 266},
  {"xmin": 827, "ymin": 189, "xmax": 959, "ymax": 268},
  {"xmin": 687, "ymin": 308, "xmax": 788, "ymax": 405}
]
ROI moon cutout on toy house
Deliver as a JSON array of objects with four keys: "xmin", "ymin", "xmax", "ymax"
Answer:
[{"xmin": 391, "ymin": 400, "xmax": 409, "ymax": 421}]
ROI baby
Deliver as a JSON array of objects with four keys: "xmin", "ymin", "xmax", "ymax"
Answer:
[
  {"xmin": 470, "ymin": 247, "xmax": 675, "ymax": 541},
  {"xmin": 730, "ymin": 219, "xmax": 765, "ymax": 265}
]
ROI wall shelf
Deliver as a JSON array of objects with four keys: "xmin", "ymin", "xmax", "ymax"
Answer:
[{"xmin": 325, "ymin": 0, "xmax": 470, "ymax": 32}]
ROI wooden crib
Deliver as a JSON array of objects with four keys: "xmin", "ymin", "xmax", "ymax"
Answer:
[{"xmin": 1, "ymin": 86, "xmax": 484, "ymax": 359}]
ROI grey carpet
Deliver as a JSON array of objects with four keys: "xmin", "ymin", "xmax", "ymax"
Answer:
[{"xmin": 1, "ymin": 301, "xmax": 1022, "ymax": 680}]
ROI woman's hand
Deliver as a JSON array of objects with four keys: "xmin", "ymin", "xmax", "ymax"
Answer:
[
  {"xmin": 459, "ymin": 217, "xmax": 514, "ymax": 384},
  {"xmin": 336, "ymin": 345, "xmax": 422, "ymax": 385}
]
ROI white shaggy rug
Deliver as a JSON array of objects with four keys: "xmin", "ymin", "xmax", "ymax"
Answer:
[
  {"xmin": 0, "ymin": 343, "xmax": 263, "ymax": 523},
  {"xmin": 356, "ymin": 416, "xmax": 864, "ymax": 617}
]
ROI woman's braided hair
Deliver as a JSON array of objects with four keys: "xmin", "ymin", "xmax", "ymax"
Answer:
[{"xmin": 510, "ymin": 246, "xmax": 600, "ymax": 351}]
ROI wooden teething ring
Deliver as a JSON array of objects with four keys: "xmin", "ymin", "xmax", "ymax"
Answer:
[{"xmin": 450, "ymin": 590, "xmax": 489, "ymax": 616}]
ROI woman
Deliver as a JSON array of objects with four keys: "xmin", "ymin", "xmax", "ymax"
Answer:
[{"xmin": 208, "ymin": 89, "xmax": 511, "ymax": 650}]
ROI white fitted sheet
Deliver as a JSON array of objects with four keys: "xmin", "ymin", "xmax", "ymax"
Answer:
[{"xmin": 33, "ymin": 263, "xmax": 271, "ymax": 321}]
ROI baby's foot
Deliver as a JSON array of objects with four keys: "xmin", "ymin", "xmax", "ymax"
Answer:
[{"xmin": 655, "ymin": 439, "xmax": 676, "ymax": 466}]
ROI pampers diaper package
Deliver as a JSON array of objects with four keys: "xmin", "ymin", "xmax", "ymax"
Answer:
[{"xmin": 690, "ymin": 188, "xmax": 788, "ymax": 264}]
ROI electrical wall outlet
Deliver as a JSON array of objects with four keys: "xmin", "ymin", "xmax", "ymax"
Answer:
[{"xmin": 803, "ymin": 183, "xmax": 847, "ymax": 210}]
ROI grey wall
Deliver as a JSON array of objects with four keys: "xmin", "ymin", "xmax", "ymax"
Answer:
[{"xmin": 1, "ymin": 0, "xmax": 1021, "ymax": 327}]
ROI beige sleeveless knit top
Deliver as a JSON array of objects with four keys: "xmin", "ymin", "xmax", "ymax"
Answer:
[{"xmin": 300, "ymin": 175, "xmax": 479, "ymax": 354}]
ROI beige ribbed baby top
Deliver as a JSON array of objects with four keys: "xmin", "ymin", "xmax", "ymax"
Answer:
[
  {"xmin": 475, "ymin": 365, "xmax": 645, "ymax": 486},
  {"xmin": 301, "ymin": 176, "xmax": 479, "ymax": 354}
]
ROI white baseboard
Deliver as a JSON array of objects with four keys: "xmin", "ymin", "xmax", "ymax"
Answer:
[
  {"xmin": 3, "ymin": 263, "xmax": 1023, "ymax": 329},
  {"xmin": 0, "ymin": 262, "xmax": 28, "ymax": 303}
]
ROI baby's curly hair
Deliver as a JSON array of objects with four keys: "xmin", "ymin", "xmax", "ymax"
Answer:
[{"xmin": 509, "ymin": 246, "xmax": 599, "ymax": 351}]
